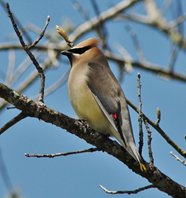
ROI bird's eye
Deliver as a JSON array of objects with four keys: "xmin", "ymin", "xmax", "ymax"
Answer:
[{"xmin": 68, "ymin": 46, "xmax": 91, "ymax": 54}]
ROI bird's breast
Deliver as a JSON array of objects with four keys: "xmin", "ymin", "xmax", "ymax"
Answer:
[{"xmin": 68, "ymin": 64, "xmax": 110, "ymax": 134}]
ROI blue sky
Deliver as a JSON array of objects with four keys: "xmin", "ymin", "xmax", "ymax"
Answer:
[{"xmin": 0, "ymin": 1, "xmax": 186, "ymax": 198}]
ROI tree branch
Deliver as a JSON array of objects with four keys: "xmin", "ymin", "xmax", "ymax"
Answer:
[
  {"xmin": 0, "ymin": 52, "xmax": 60, "ymax": 112},
  {"xmin": 0, "ymin": 112, "xmax": 26, "ymax": 134},
  {"xmin": 70, "ymin": 0, "xmax": 141, "ymax": 42},
  {"xmin": 0, "ymin": 82, "xmax": 185, "ymax": 197},
  {"xmin": 100, "ymin": 184, "xmax": 155, "ymax": 195},
  {"xmin": 28, "ymin": 15, "xmax": 50, "ymax": 49},
  {"xmin": 1, "ymin": 43, "xmax": 186, "ymax": 83},
  {"xmin": 25, "ymin": 148, "xmax": 99, "ymax": 158},
  {"xmin": 126, "ymin": 99, "xmax": 186, "ymax": 159},
  {"xmin": 170, "ymin": 151, "xmax": 186, "ymax": 166},
  {"xmin": 137, "ymin": 73, "xmax": 144, "ymax": 156},
  {"xmin": 105, "ymin": 50, "xmax": 186, "ymax": 83},
  {"xmin": 119, "ymin": 12, "xmax": 186, "ymax": 51},
  {"xmin": 6, "ymin": 3, "xmax": 46, "ymax": 102}
]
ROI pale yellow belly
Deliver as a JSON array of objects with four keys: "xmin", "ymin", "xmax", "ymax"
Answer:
[
  {"xmin": 70, "ymin": 84, "xmax": 110, "ymax": 134},
  {"xmin": 68, "ymin": 67, "xmax": 110, "ymax": 134}
]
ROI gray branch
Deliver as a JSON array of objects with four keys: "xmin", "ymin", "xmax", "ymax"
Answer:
[{"xmin": 0, "ymin": 82, "xmax": 185, "ymax": 198}]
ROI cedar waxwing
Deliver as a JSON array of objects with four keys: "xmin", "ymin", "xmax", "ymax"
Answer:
[{"xmin": 62, "ymin": 38, "xmax": 146, "ymax": 171}]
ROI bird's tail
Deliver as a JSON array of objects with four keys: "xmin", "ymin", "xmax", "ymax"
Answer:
[{"xmin": 126, "ymin": 142, "xmax": 146, "ymax": 172}]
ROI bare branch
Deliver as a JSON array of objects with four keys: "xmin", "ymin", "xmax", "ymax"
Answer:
[
  {"xmin": 44, "ymin": 70, "xmax": 70, "ymax": 98},
  {"xmin": 0, "ymin": 147, "xmax": 13, "ymax": 190},
  {"xmin": 5, "ymin": 50, "xmax": 15, "ymax": 85},
  {"xmin": 168, "ymin": 1, "xmax": 184, "ymax": 72},
  {"xmin": 0, "ymin": 0, "xmax": 32, "ymax": 44},
  {"xmin": 156, "ymin": 107, "xmax": 161, "ymax": 125},
  {"xmin": 6, "ymin": 3, "xmax": 46, "ymax": 102},
  {"xmin": 137, "ymin": 73, "xmax": 144, "ymax": 156},
  {"xmin": 0, "ymin": 51, "xmax": 60, "ymax": 112},
  {"xmin": 171, "ymin": 15, "xmax": 186, "ymax": 29},
  {"xmin": 105, "ymin": 50, "xmax": 186, "ymax": 83},
  {"xmin": 119, "ymin": 11, "xmax": 186, "ymax": 51},
  {"xmin": 13, "ymin": 52, "xmax": 41, "ymax": 83},
  {"xmin": 127, "ymin": 98, "xmax": 186, "ymax": 159},
  {"xmin": 91, "ymin": 0, "xmax": 109, "ymax": 48},
  {"xmin": 0, "ymin": 82, "xmax": 186, "ymax": 197},
  {"xmin": 29, "ymin": 16, "xmax": 50, "ymax": 49},
  {"xmin": 168, "ymin": 46, "xmax": 179, "ymax": 72},
  {"xmin": 70, "ymin": 0, "xmax": 141, "ymax": 42},
  {"xmin": 100, "ymin": 184, "xmax": 156, "ymax": 195},
  {"xmin": 72, "ymin": 0, "xmax": 90, "ymax": 21},
  {"xmin": 25, "ymin": 23, "xmax": 56, "ymax": 42},
  {"xmin": 0, "ymin": 112, "xmax": 26, "ymax": 135},
  {"xmin": 170, "ymin": 151, "xmax": 186, "ymax": 166},
  {"xmin": 1, "ymin": 43, "xmax": 186, "ymax": 84},
  {"xmin": 125, "ymin": 25, "xmax": 145, "ymax": 62},
  {"xmin": 56, "ymin": 25, "xmax": 73, "ymax": 47},
  {"xmin": 25, "ymin": 147, "xmax": 99, "ymax": 158}
]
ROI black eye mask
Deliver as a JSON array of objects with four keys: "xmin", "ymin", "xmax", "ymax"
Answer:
[{"xmin": 68, "ymin": 46, "xmax": 91, "ymax": 54}]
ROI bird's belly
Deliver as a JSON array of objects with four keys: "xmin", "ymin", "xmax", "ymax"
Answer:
[{"xmin": 69, "ymin": 79, "xmax": 109, "ymax": 135}]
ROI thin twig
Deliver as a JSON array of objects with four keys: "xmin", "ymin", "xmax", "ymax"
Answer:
[
  {"xmin": 144, "ymin": 119, "xmax": 154, "ymax": 167},
  {"xmin": 0, "ymin": 50, "xmax": 61, "ymax": 112},
  {"xmin": 125, "ymin": 25, "xmax": 145, "ymax": 62},
  {"xmin": 25, "ymin": 23, "xmax": 55, "ymax": 42},
  {"xmin": 174, "ymin": 0, "xmax": 184, "ymax": 34},
  {"xmin": 28, "ymin": 16, "xmax": 50, "ymax": 49},
  {"xmin": 44, "ymin": 69, "xmax": 70, "ymax": 98},
  {"xmin": 1, "ymin": 44, "xmax": 186, "ymax": 112},
  {"xmin": 5, "ymin": 50, "xmax": 15, "ymax": 86},
  {"xmin": 0, "ymin": 147, "xmax": 13, "ymax": 190},
  {"xmin": 100, "ymin": 184, "xmax": 155, "ymax": 195},
  {"xmin": 56, "ymin": 25, "xmax": 73, "ymax": 47},
  {"xmin": 105, "ymin": 50, "xmax": 186, "ymax": 83},
  {"xmin": 119, "ymin": 11, "xmax": 186, "ymax": 51},
  {"xmin": 6, "ymin": 3, "xmax": 46, "ymax": 103},
  {"xmin": 1, "ymin": 43, "xmax": 186, "ymax": 83},
  {"xmin": 168, "ymin": 45, "xmax": 179, "ymax": 72},
  {"xmin": 0, "ymin": 0, "xmax": 32, "ymax": 44},
  {"xmin": 115, "ymin": 43, "xmax": 133, "ymax": 80},
  {"xmin": 6, "ymin": 106, "xmax": 16, "ymax": 110},
  {"xmin": 168, "ymin": 1, "xmax": 183, "ymax": 72},
  {"xmin": 72, "ymin": 0, "xmax": 90, "ymax": 21},
  {"xmin": 156, "ymin": 107, "xmax": 161, "ymax": 125},
  {"xmin": 171, "ymin": 15, "xmax": 186, "ymax": 29},
  {"xmin": 13, "ymin": 52, "xmax": 41, "ymax": 83},
  {"xmin": 91, "ymin": 0, "xmax": 108, "ymax": 48},
  {"xmin": 25, "ymin": 147, "xmax": 100, "ymax": 158},
  {"xmin": 1, "ymin": 83, "xmax": 186, "ymax": 197},
  {"xmin": 70, "ymin": 0, "xmax": 140, "ymax": 42},
  {"xmin": 0, "ymin": 112, "xmax": 27, "ymax": 135},
  {"xmin": 137, "ymin": 73, "xmax": 143, "ymax": 156},
  {"xmin": 160, "ymin": 0, "xmax": 172, "ymax": 16},
  {"xmin": 126, "ymin": 99, "xmax": 186, "ymax": 158},
  {"xmin": 170, "ymin": 151, "xmax": 186, "ymax": 166}
]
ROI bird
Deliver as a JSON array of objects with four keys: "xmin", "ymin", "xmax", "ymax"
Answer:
[{"xmin": 62, "ymin": 38, "xmax": 146, "ymax": 171}]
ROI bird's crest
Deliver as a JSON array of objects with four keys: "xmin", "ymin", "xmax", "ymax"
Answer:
[{"xmin": 74, "ymin": 38, "xmax": 100, "ymax": 49}]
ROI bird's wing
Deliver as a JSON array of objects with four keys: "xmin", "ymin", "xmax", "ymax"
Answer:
[
  {"xmin": 87, "ymin": 62, "xmax": 133, "ymax": 148},
  {"xmin": 87, "ymin": 62, "xmax": 146, "ymax": 167}
]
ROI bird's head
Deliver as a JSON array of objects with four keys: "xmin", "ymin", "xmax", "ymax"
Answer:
[{"xmin": 61, "ymin": 38, "xmax": 102, "ymax": 66}]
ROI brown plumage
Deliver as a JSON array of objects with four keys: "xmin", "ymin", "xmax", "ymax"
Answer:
[{"xmin": 62, "ymin": 38, "xmax": 146, "ymax": 171}]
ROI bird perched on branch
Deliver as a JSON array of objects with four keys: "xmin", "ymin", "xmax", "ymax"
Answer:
[{"xmin": 62, "ymin": 38, "xmax": 146, "ymax": 171}]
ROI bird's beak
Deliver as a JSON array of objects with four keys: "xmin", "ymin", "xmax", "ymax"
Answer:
[
  {"xmin": 61, "ymin": 50, "xmax": 73, "ymax": 65},
  {"xmin": 61, "ymin": 50, "xmax": 72, "ymax": 56}
]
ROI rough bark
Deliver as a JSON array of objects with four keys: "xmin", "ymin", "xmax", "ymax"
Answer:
[{"xmin": 0, "ymin": 82, "xmax": 185, "ymax": 198}]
